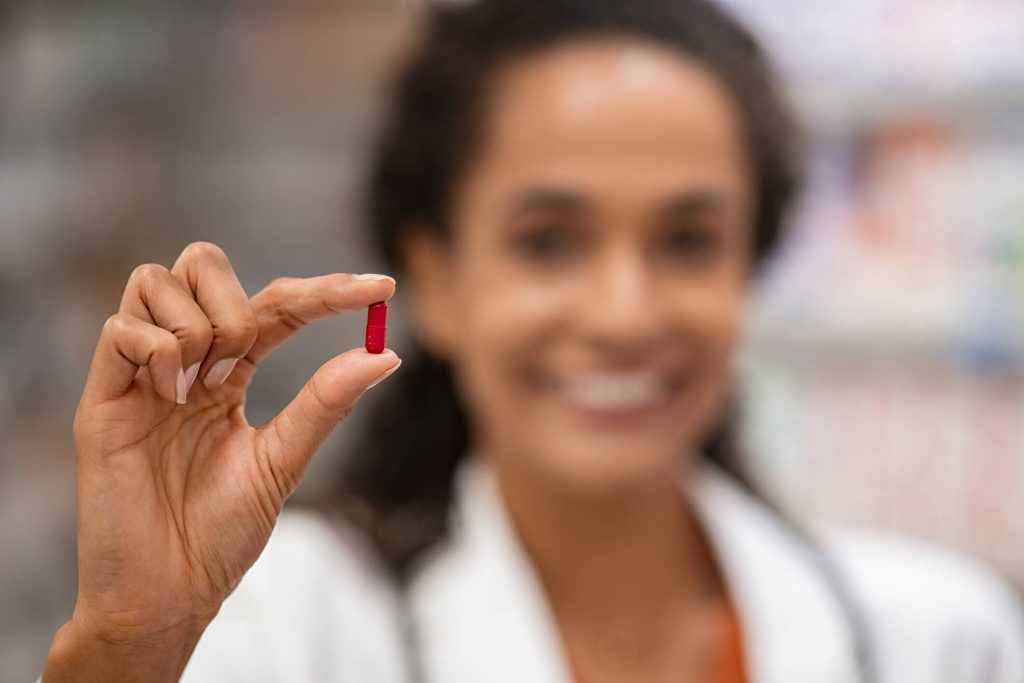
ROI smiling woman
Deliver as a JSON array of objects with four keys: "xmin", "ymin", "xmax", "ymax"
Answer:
[
  {"xmin": 412, "ymin": 38, "xmax": 748, "ymax": 483},
  {"xmin": 40, "ymin": 1, "xmax": 1023, "ymax": 683},
  {"xmin": 342, "ymin": 0, "xmax": 798, "ymax": 572}
]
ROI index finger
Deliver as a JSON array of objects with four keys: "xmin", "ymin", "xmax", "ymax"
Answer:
[{"xmin": 244, "ymin": 273, "xmax": 396, "ymax": 367}]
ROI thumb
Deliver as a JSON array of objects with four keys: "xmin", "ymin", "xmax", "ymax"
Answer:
[{"xmin": 260, "ymin": 348, "xmax": 401, "ymax": 491}]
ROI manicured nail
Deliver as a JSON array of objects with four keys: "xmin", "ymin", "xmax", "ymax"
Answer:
[
  {"xmin": 204, "ymin": 358, "xmax": 239, "ymax": 389},
  {"xmin": 353, "ymin": 273, "xmax": 395, "ymax": 283},
  {"xmin": 176, "ymin": 368, "xmax": 187, "ymax": 405},
  {"xmin": 184, "ymin": 362, "xmax": 201, "ymax": 393},
  {"xmin": 366, "ymin": 356, "xmax": 401, "ymax": 390}
]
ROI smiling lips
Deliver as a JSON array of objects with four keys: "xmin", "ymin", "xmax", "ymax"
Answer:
[{"xmin": 553, "ymin": 369, "xmax": 678, "ymax": 417}]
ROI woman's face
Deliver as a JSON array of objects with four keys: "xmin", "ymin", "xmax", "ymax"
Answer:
[{"xmin": 407, "ymin": 39, "xmax": 753, "ymax": 495}]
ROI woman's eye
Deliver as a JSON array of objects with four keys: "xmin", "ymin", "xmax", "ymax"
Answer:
[
  {"xmin": 659, "ymin": 226, "xmax": 723, "ymax": 263},
  {"xmin": 508, "ymin": 225, "xmax": 579, "ymax": 264}
]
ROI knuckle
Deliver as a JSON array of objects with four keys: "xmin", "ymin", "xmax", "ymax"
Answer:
[
  {"xmin": 307, "ymin": 377, "xmax": 352, "ymax": 424},
  {"xmin": 101, "ymin": 313, "xmax": 130, "ymax": 337},
  {"xmin": 208, "ymin": 306, "xmax": 258, "ymax": 354},
  {"xmin": 238, "ymin": 310, "xmax": 260, "ymax": 345},
  {"xmin": 306, "ymin": 379, "xmax": 334, "ymax": 415},
  {"xmin": 183, "ymin": 317, "xmax": 215, "ymax": 349},
  {"xmin": 223, "ymin": 313, "xmax": 259, "ymax": 351},
  {"xmin": 129, "ymin": 263, "xmax": 167, "ymax": 287},
  {"xmin": 182, "ymin": 240, "xmax": 227, "ymax": 264},
  {"xmin": 157, "ymin": 331, "xmax": 182, "ymax": 358},
  {"xmin": 263, "ymin": 279, "xmax": 305, "ymax": 331},
  {"xmin": 266, "ymin": 277, "xmax": 294, "ymax": 297}
]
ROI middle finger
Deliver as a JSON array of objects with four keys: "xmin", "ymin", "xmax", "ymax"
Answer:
[{"xmin": 170, "ymin": 241, "xmax": 259, "ymax": 389}]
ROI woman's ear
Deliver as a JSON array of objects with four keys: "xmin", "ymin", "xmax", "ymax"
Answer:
[{"xmin": 398, "ymin": 228, "xmax": 458, "ymax": 359}]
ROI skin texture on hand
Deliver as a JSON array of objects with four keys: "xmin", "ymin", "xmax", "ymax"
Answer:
[{"xmin": 42, "ymin": 242, "xmax": 401, "ymax": 682}]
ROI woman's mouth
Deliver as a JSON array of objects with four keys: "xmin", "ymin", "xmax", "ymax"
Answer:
[{"xmin": 549, "ymin": 369, "xmax": 679, "ymax": 422}]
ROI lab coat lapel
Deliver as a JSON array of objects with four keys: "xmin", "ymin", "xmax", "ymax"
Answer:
[
  {"xmin": 411, "ymin": 458, "xmax": 860, "ymax": 683},
  {"xmin": 410, "ymin": 457, "xmax": 573, "ymax": 683},
  {"xmin": 691, "ymin": 464, "xmax": 861, "ymax": 683}
]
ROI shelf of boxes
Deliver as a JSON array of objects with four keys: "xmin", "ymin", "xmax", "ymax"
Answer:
[{"xmin": 722, "ymin": 0, "xmax": 1024, "ymax": 589}]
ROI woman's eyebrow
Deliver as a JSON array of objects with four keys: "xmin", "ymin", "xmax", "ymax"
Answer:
[
  {"xmin": 658, "ymin": 192, "xmax": 728, "ymax": 216},
  {"xmin": 507, "ymin": 188, "xmax": 588, "ymax": 217}
]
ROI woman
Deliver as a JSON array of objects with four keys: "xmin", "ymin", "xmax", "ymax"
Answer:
[{"xmin": 41, "ymin": 1, "xmax": 1023, "ymax": 682}]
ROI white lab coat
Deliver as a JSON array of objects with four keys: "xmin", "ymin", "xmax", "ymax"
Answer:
[{"xmin": 181, "ymin": 457, "xmax": 1024, "ymax": 683}]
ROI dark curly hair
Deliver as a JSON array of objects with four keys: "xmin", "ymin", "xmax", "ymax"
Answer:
[{"xmin": 335, "ymin": 0, "xmax": 803, "ymax": 573}]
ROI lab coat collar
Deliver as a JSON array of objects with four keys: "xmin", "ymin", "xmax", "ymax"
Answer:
[
  {"xmin": 409, "ymin": 457, "xmax": 859, "ymax": 683},
  {"xmin": 690, "ymin": 465, "xmax": 859, "ymax": 683}
]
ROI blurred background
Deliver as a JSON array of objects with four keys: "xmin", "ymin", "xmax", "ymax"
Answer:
[{"xmin": 1, "ymin": 0, "xmax": 1022, "ymax": 679}]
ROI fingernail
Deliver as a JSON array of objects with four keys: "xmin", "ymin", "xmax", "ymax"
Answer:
[
  {"xmin": 366, "ymin": 357, "xmax": 401, "ymax": 390},
  {"xmin": 185, "ymin": 362, "xmax": 201, "ymax": 393},
  {"xmin": 353, "ymin": 273, "xmax": 395, "ymax": 283},
  {"xmin": 176, "ymin": 368, "xmax": 187, "ymax": 405},
  {"xmin": 204, "ymin": 358, "xmax": 239, "ymax": 389}
]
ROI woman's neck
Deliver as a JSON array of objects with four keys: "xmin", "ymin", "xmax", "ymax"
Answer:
[{"xmin": 492, "ymin": 458, "xmax": 722, "ymax": 625}]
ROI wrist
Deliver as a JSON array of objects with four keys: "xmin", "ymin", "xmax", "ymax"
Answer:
[{"xmin": 43, "ymin": 611, "xmax": 213, "ymax": 683}]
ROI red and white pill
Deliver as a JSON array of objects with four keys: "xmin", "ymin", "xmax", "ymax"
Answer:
[{"xmin": 365, "ymin": 301, "xmax": 387, "ymax": 354}]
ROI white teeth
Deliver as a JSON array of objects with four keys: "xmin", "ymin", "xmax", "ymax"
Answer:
[{"xmin": 561, "ymin": 372, "xmax": 668, "ymax": 411}]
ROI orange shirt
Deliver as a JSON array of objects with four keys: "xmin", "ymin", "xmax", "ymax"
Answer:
[
  {"xmin": 570, "ymin": 599, "xmax": 748, "ymax": 683},
  {"xmin": 708, "ymin": 600, "xmax": 747, "ymax": 683}
]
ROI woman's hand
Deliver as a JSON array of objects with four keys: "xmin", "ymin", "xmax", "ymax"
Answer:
[{"xmin": 42, "ymin": 242, "xmax": 400, "ymax": 682}]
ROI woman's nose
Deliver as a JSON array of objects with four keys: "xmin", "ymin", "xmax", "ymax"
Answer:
[{"xmin": 577, "ymin": 249, "xmax": 665, "ymax": 351}]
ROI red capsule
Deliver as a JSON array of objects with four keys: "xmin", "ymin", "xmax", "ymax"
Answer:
[{"xmin": 365, "ymin": 301, "xmax": 388, "ymax": 354}]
